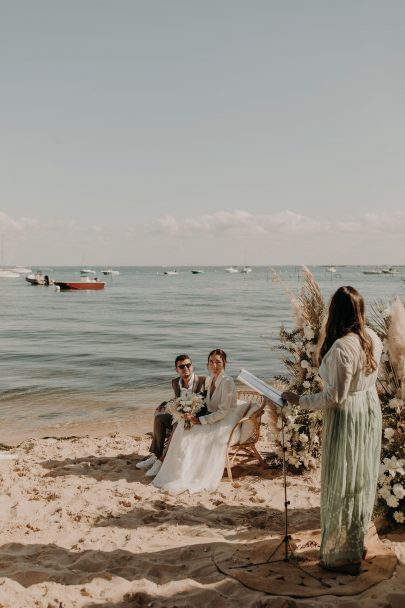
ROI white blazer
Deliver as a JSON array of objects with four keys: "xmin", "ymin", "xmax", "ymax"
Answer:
[{"xmin": 199, "ymin": 372, "xmax": 237, "ymax": 425}]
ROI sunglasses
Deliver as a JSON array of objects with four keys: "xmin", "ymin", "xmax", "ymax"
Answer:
[{"xmin": 178, "ymin": 362, "xmax": 192, "ymax": 370}]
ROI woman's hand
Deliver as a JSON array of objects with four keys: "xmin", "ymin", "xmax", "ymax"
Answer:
[{"xmin": 281, "ymin": 391, "xmax": 300, "ymax": 406}]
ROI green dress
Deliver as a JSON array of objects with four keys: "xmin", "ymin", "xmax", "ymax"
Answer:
[{"xmin": 300, "ymin": 328, "xmax": 383, "ymax": 566}]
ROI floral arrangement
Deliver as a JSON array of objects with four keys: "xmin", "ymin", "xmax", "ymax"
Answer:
[
  {"xmin": 166, "ymin": 392, "xmax": 206, "ymax": 429},
  {"xmin": 271, "ymin": 266, "xmax": 326, "ymax": 470},
  {"xmin": 369, "ymin": 297, "xmax": 405, "ymax": 525}
]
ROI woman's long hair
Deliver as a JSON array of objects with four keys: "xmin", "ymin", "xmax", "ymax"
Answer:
[{"xmin": 319, "ymin": 286, "xmax": 376, "ymax": 374}]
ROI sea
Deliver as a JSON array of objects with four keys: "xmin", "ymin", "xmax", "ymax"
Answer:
[{"xmin": 1, "ymin": 266, "xmax": 404, "ymax": 441}]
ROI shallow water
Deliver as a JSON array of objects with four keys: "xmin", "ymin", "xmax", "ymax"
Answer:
[{"xmin": 1, "ymin": 265, "xmax": 404, "ymax": 440}]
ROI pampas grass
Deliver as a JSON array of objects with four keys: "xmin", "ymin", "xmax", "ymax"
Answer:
[
  {"xmin": 387, "ymin": 297, "xmax": 405, "ymax": 396},
  {"xmin": 368, "ymin": 297, "xmax": 405, "ymax": 525},
  {"xmin": 270, "ymin": 266, "xmax": 326, "ymax": 470}
]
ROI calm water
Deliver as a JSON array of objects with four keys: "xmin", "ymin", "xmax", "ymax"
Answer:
[{"xmin": 1, "ymin": 266, "xmax": 404, "ymax": 439}]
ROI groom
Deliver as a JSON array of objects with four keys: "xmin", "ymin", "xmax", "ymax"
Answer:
[{"xmin": 136, "ymin": 354, "xmax": 207, "ymax": 476}]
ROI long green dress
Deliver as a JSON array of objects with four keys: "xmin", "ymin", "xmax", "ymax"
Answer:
[{"xmin": 300, "ymin": 328, "xmax": 383, "ymax": 566}]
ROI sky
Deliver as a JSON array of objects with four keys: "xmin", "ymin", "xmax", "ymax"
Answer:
[{"xmin": 1, "ymin": 0, "xmax": 405, "ymax": 266}]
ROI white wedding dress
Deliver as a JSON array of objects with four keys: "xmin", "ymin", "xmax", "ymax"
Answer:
[{"xmin": 153, "ymin": 374, "xmax": 246, "ymax": 495}]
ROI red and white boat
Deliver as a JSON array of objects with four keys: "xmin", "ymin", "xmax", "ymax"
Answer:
[{"xmin": 54, "ymin": 278, "xmax": 105, "ymax": 290}]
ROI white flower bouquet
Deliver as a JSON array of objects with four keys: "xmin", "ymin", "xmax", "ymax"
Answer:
[{"xmin": 166, "ymin": 392, "xmax": 206, "ymax": 429}]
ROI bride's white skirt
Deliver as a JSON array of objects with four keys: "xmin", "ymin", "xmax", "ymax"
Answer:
[{"xmin": 152, "ymin": 403, "xmax": 246, "ymax": 495}]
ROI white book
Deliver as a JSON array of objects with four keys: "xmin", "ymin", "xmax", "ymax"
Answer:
[{"xmin": 237, "ymin": 369, "xmax": 286, "ymax": 408}]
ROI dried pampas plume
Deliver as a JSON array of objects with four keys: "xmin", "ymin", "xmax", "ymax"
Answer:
[{"xmin": 387, "ymin": 297, "xmax": 405, "ymax": 392}]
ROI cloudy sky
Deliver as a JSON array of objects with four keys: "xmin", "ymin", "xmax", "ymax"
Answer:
[{"xmin": 1, "ymin": 0, "xmax": 405, "ymax": 266}]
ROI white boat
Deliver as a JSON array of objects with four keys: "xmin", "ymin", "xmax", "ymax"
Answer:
[
  {"xmin": 0, "ymin": 269, "xmax": 20, "ymax": 278},
  {"xmin": 363, "ymin": 270, "xmax": 382, "ymax": 275},
  {"xmin": 25, "ymin": 271, "xmax": 52, "ymax": 286},
  {"xmin": 11, "ymin": 266, "xmax": 32, "ymax": 274},
  {"xmin": 102, "ymin": 268, "xmax": 120, "ymax": 276},
  {"xmin": 326, "ymin": 266, "xmax": 336, "ymax": 273},
  {"xmin": 164, "ymin": 270, "xmax": 179, "ymax": 275},
  {"xmin": 0, "ymin": 451, "xmax": 17, "ymax": 460},
  {"xmin": 80, "ymin": 268, "xmax": 96, "ymax": 276},
  {"xmin": 191, "ymin": 269, "xmax": 205, "ymax": 274},
  {"xmin": 225, "ymin": 266, "xmax": 239, "ymax": 273},
  {"xmin": 241, "ymin": 265, "xmax": 252, "ymax": 273},
  {"xmin": 381, "ymin": 267, "xmax": 400, "ymax": 274}
]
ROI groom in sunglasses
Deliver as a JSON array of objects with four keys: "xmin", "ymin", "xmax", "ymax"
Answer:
[{"xmin": 136, "ymin": 354, "xmax": 207, "ymax": 475}]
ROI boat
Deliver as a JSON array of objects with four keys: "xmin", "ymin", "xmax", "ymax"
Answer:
[
  {"xmin": 191, "ymin": 269, "xmax": 205, "ymax": 274},
  {"xmin": 381, "ymin": 267, "xmax": 400, "ymax": 274},
  {"xmin": 25, "ymin": 271, "xmax": 53, "ymax": 286},
  {"xmin": 0, "ymin": 269, "xmax": 20, "ymax": 278},
  {"xmin": 0, "ymin": 237, "xmax": 20, "ymax": 277},
  {"xmin": 326, "ymin": 266, "xmax": 336, "ymax": 273},
  {"xmin": 54, "ymin": 278, "xmax": 105, "ymax": 290},
  {"xmin": 102, "ymin": 268, "xmax": 120, "ymax": 276},
  {"xmin": 225, "ymin": 266, "xmax": 239, "ymax": 273},
  {"xmin": 80, "ymin": 268, "xmax": 96, "ymax": 276},
  {"xmin": 241, "ymin": 265, "xmax": 252, "ymax": 273},
  {"xmin": 164, "ymin": 270, "xmax": 179, "ymax": 275},
  {"xmin": 363, "ymin": 270, "xmax": 382, "ymax": 275},
  {"xmin": 11, "ymin": 265, "xmax": 32, "ymax": 274}
]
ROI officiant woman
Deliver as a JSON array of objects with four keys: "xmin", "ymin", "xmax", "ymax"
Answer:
[{"xmin": 282, "ymin": 286, "xmax": 383, "ymax": 575}]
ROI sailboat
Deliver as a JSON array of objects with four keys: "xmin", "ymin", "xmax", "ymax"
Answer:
[{"xmin": 0, "ymin": 236, "xmax": 20, "ymax": 278}]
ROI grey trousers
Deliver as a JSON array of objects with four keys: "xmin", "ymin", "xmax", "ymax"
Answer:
[{"xmin": 149, "ymin": 412, "xmax": 173, "ymax": 458}]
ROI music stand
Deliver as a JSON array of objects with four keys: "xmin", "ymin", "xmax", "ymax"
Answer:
[{"xmin": 263, "ymin": 396, "xmax": 295, "ymax": 564}]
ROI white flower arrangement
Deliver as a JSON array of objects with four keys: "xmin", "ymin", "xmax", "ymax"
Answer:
[
  {"xmin": 271, "ymin": 266, "xmax": 326, "ymax": 470},
  {"xmin": 369, "ymin": 297, "xmax": 405, "ymax": 525},
  {"xmin": 166, "ymin": 392, "xmax": 206, "ymax": 430}
]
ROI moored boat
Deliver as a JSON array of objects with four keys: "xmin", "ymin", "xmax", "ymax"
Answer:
[
  {"xmin": 191, "ymin": 269, "xmax": 205, "ymax": 274},
  {"xmin": 0, "ymin": 269, "xmax": 20, "ymax": 278},
  {"xmin": 363, "ymin": 270, "xmax": 383, "ymax": 275},
  {"xmin": 102, "ymin": 268, "xmax": 120, "ymax": 276},
  {"xmin": 241, "ymin": 265, "xmax": 252, "ymax": 273},
  {"xmin": 25, "ymin": 271, "xmax": 52, "ymax": 286},
  {"xmin": 80, "ymin": 268, "xmax": 96, "ymax": 276},
  {"xmin": 164, "ymin": 270, "xmax": 179, "ymax": 275},
  {"xmin": 54, "ymin": 278, "xmax": 105, "ymax": 290},
  {"xmin": 225, "ymin": 266, "xmax": 239, "ymax": 273}
]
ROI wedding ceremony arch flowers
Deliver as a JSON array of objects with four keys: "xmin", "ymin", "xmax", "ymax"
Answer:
[
  {"xmin": 166, "ymin": 392, "xmax": 206, "ymax": 430},
  {"xmin": 271, "ymin": 266, "xmax": 326, "ymax": 470},
  {"xmin": 369, "ymin": 297, "xmax": 405, "ymax": 525}
]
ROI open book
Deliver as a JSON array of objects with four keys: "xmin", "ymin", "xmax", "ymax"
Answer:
[{"xmin": 237, "ymin": 369, "xmax": 286, "ymax": 408}]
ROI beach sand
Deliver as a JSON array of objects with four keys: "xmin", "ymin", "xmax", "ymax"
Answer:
[{"xmin": 0, "ymin": 427, "xmax": 404, "ymax": 607}]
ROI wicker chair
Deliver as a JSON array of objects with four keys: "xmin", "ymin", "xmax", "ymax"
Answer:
[{"xmin": 225, "ymin": 390, "xmax": 267, "ymax": 482}]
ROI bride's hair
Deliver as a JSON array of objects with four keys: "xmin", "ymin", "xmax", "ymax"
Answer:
[
  {"xmin": 207, "ymin": 348, "xmax": 227, "ymax": 367},
  {"xmin": 319, "ymin": 286, "xmax": 376, "ymax": 374}
]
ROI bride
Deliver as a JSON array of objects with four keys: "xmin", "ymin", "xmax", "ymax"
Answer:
[{"xmin": 152, "ymin": 349, "xmax": 242, "ymax": 494}]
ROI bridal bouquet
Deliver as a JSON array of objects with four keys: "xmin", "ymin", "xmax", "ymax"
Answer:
[{"xmin": 166, "ymin": 392, "xmax": 206, "ymax": 429}]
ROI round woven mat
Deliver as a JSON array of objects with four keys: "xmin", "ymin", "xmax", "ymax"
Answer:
[{"xmin": 214, "ymin": 526, "xmax": 397, "ymax": 598}]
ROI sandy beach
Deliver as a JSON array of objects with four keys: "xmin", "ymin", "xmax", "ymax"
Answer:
[{"xmin": 0, "ymin": 422, "xmax": 403, "ymax": 608}]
